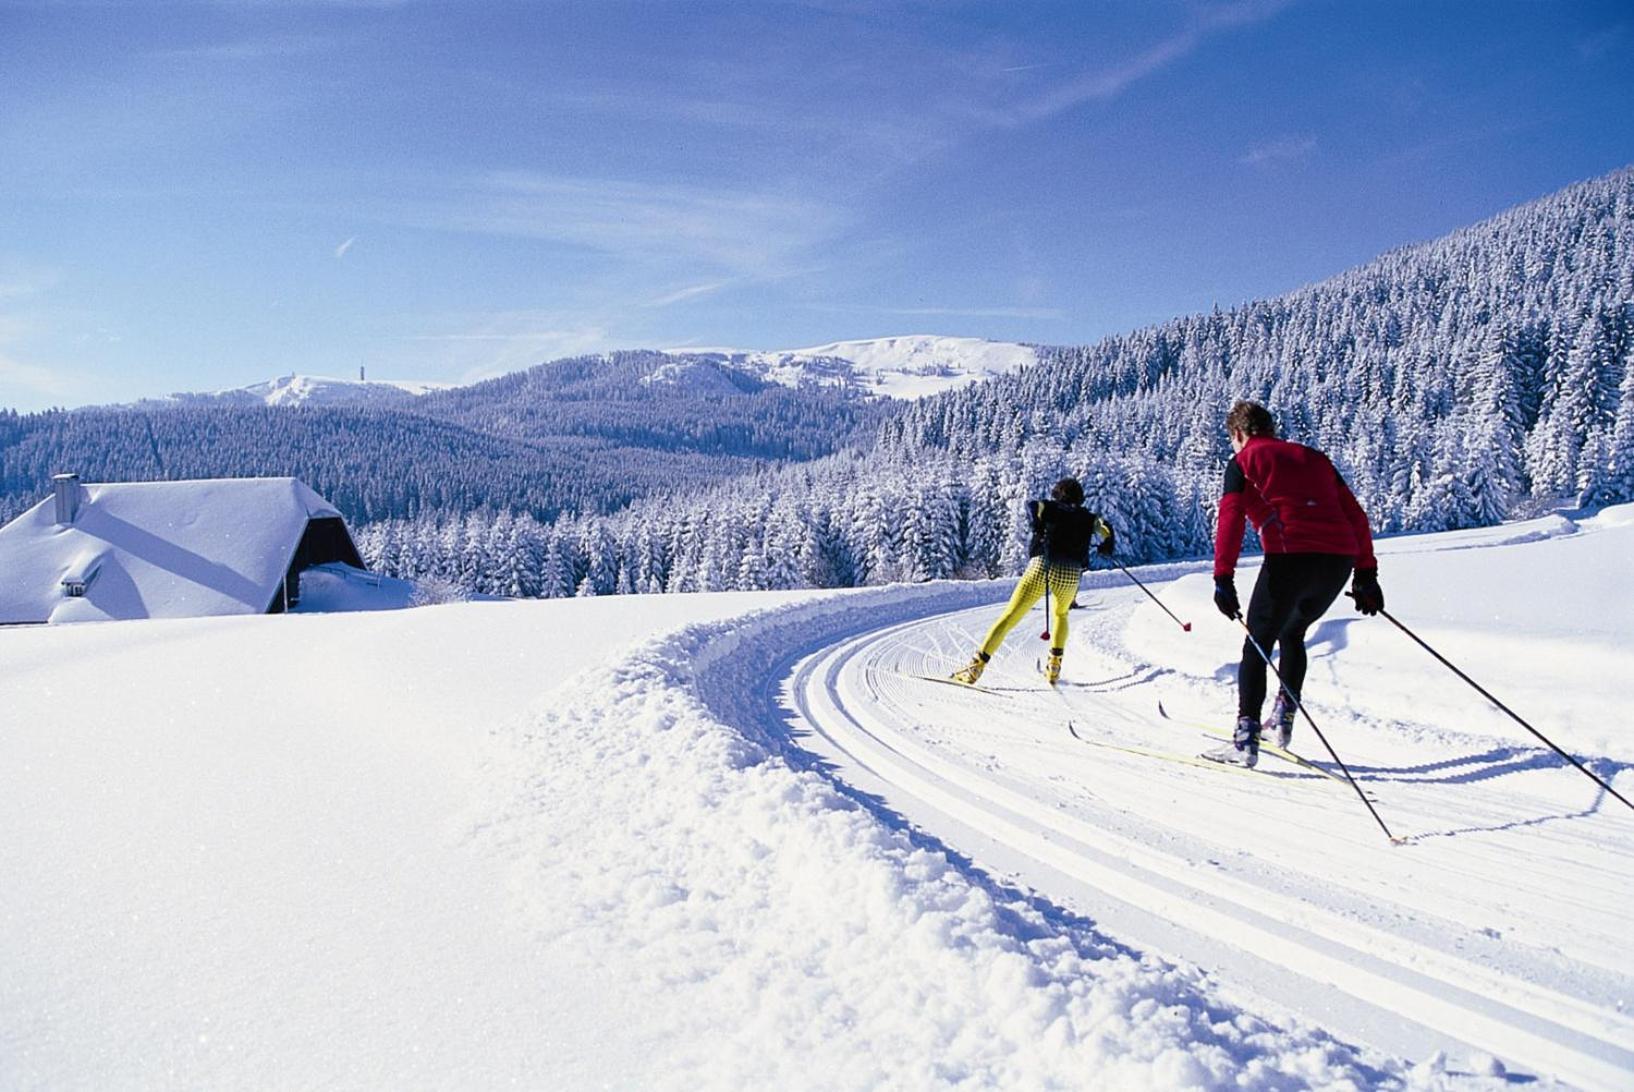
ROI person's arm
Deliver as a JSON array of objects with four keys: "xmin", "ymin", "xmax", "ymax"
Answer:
[
  {"xmin": 1335, "ymin": 469, "xmax": 1383, "ymax": 614},
  {"xmin": 1334, "ymin": 471, "xmax": 1377, "ymax": 572},
  {"xmin": 1029, "ymin": 500, "xmax": 1046, "ymax": 531},
  {"xmin": 1212, "ymin": 460, "xmax": 1250, "ymax": 618},
  {"xmin": 1092, "ymin": 514, "xmax": 1115, "ymax": 556},
  {"xmin": 1213, "ymin": 459, "xmax": 1248, "ymax": 580}
]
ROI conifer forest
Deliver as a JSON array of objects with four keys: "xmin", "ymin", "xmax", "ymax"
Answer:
[{"xmin": 5, "ymin": 168, "xmax": 1633, "ymax": 600}]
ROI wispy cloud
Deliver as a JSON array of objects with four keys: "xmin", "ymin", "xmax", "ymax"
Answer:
[
  {"xmin": 647, "ymin": 282, "xmax": 728, "ymax": 308},
  {"xmin": 385, "ymin": 309, "xmax": 617, "ymax": 382},
  {"xmin": 0, "ymin": 258, "xmax": 63, "ymax": 300},
  {"xmin": 0, "ymin": 265, "xmax": 89, "ymax": 406},
  {"xmin": 1015, "ymin": 0, "xmax": 1294, "ymax": 124},
  {"xmin": 806, "ymin": 303, "xmax": 1066, "ymax": 321},
  {"xmin": 389, "ymin": 172, "xmax": 847, "ymax": 278},
  {"xmin": 0, "ymin": 315, "xmax": 82, "ymax": 407},
  {"xmin": 334, "ymin": 236, "xmax": 357, "ymax": 259},
  {"xmin": 521, "ymin": 87, "xmax": 796, "ymax": 135},
  {"xmin": 395, "ymin": 332, "xmax": 580, "ymax": 343},
  {"xmin": 1241, "ymin": 135, "xmax": 1317, "ymax": 165},
  {"xmin": 148, "ymin": 34, "xmax": 343, "ymax": 61},
  {"xmin": 1375, "ymin": 117, "xmax": 1543, "ymax": 168},
  {"xmin": 1576, "ymin": 23, "xmax": 1627, "ymax": 61},
  {"xmin": 0, "ymin": 351, "xmax": 77, "ymax": 403}
]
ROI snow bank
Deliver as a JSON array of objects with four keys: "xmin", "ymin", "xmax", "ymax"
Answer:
[
  {"xmin": 290, "ymin": 562, "xmax": 416, "ymax": 612},
  {"xmin": 0, "ymin": 591, "xmax": 814, "ymax": 1088},
  {"xmin": 478, "ymin": 583, "xmax": 1400, "ymax": 1087}
]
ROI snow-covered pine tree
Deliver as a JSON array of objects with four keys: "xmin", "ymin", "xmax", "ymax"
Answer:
[
  {"xmin": 1599, "ymin": 347, "xmax": 1634, "ymax": 504},
  {"xmin": 1459, "ymin": 327, "xmax": 1525, "ymax": 524}
]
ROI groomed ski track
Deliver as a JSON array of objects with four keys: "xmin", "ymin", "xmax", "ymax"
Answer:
[{"xmin": 685, "ymin": 571, "xmax": 1634, "ymax": 1088}]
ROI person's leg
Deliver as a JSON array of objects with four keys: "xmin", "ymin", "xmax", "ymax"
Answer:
[
  {"xmin": 1238, "ymin": 557, "xmax": 1301, "ymax": 721},
  {"xmin": 1272, "ymin": 555, "xmax": 1354, "ymax": 701},
  {"xmin": 978, "ymin": 558, "xmax": 1047, "ymax": 658},
  {"xmin": 1046, "ymin": 565, "xmax": 1078, "ymax": 650},
  {"xmin": 1041, "ymin": 565, "xmax": 1079, "ymax": 682}
]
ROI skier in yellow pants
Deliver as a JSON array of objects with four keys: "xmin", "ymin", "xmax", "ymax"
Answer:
[{"xmin": 952, "ymin": 477, "xmax": 1115, "ymax": 686}]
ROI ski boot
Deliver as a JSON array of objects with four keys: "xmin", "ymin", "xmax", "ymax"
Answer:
[
  {"xmin": 951, "ymin": 652, "xmax": 989, "ymax": 685},
  {"xmin": 1205, "ymin": 716, "xmax": 1260, "ymax": 768},
  {"xmin": 1264, "ymin": 691, "xmax": 1297, "ymax": 750},
  {"xmin": 1043, "ymin": 649, "xmax": 1063, "ymax": 685}
]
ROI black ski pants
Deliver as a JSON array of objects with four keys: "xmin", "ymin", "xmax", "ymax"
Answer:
[{"xmin": 1238, "ymin": 553, "xmax": 1354, "ymax": 720}]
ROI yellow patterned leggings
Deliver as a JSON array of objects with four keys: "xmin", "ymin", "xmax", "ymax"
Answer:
[{"xmin": 979, "ymin": 558, "xmax": 1083, "ymax": 657}]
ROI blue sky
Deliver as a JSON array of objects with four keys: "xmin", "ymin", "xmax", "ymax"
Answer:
[{"xmin": 1, "ymin": 0, "xmax": 1631, "ymax": 410}]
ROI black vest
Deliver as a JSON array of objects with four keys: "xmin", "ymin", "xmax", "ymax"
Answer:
[{"xmin": 1028, "ymin": 500, "xmax": 1095, "ymax": 568}]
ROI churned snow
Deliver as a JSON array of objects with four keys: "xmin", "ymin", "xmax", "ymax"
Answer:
[{"xmin": 3, "ymin": 509, "xmax": 1632, "ymax": 1087}]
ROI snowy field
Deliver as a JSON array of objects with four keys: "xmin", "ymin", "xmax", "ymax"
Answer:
[{"xmin": 3, "ymin": 510, "xmax": 1631, "ymax": 1088}]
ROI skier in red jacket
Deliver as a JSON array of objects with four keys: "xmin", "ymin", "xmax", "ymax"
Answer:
[{"xmin": 1208, "ymin": 401, "xmax": 1384, "ymax": 767}]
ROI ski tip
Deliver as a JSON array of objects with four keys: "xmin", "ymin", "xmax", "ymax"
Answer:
[{"xmin": 1156, "ymin": 700, "xmax": 1168, "ymax": 718}]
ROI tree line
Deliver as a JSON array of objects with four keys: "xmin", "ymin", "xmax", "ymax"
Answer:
[{"xmin": 358, "ymin": 167, "xmax": 1634, "ymax": 596}]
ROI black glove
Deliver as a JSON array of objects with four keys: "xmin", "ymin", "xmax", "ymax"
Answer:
[
  {"xmin": 1213, "ymin": 575, "xmax": 1240, "ymax": 619},
  {"xmin": 1096, "ymin": 530, "xmax": 1116, "ymax": 557},
  {"xmin": 1351, "ymin": 569, "xmax": 1384, "ymax": 616}
]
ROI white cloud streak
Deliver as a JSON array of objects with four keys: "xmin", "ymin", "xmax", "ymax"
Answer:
[
  {"xmin": 1240, "ymin": 135, "xmax": 1317, "ymax": 165},
  {"xmin": 0, "ymin": 258, "xmax": 63, "ymax": 300},
  {"xmin": 0, "ymin": 317, "xmax": 82, "ymax": 406},
  {"xmin": 146, "ymin": 34, "xmax": 344, "ymax": 61},
  {"xmin": 382, "ymin": 309, "xmax": 617, "ymax": 384},
  {"xmin": 1576, "ymin": 23, "xmax": 1627, "ymax": 61},
  {"xmin": 806, "ymin": 303, "xmax": 1066, "ymax": 320},
  {"xmin": 390, "ymin": 172, "xmax": 846, "ymax": 278},
  {"xmin": 647, "ymin": 282, "xmax": 728, "ymax": 308},
  {"xmin": 0, "ymin": 351, "xmax": 77, "ymax": 403},
  {"xmin": 1014, "ymin": 0, "xmax": 1295, "ymax": 124},
  {"xmin": 335, "ymin": 236, "xmax": 356, "ymax": 259}
]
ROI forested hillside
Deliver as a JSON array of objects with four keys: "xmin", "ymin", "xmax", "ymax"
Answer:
[
  {"xmin": 0, "ymin": 351, "xmax": 885, "ymax": 524},
  {"xmin": 357, "ymin": 167, "xmax": 1634, "ymax": 598},
  {"xmin": 413, "ymin": 350, "xmax": 884, "ymax": 460}
]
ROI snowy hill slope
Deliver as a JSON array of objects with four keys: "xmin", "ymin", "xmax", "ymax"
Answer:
[
  {"xmin": 660, "ymin": 334, "xmax": 1038, "ymax": 400},
  {"xmin": 139, "ymin": 373, "xmax": 452, "ymax": 409},
  {"xmin": 130, "ymin": 335, "xmax": 1031, "ymax": 410},
  {"xmin": 3, "ymin": 510, "xmax": 1631, "ymax": 1086}
]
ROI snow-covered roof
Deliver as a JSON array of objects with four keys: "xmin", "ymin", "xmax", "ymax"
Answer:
[{"xmin": 0, "ymin": 477, "xmax": 356, "ymax": 623}]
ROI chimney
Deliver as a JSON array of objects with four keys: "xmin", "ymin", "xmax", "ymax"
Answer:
[{"xmin": 52, "ymin": 473, "xmax": 80, "ymax": 525}]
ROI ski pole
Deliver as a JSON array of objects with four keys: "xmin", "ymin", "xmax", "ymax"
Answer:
[
  {"xmin": 1040, "ymin": 575, "xmax": 1052, "ymax": 641},
  {"xmin": 1107, "ymin": 555, "xmax": 1192, "ymax": 632},
  {"xmin": 1237, "ymin": 614, "xmax": 1402, "ymax": 844},
  {"xmin": 1353, "ymin": 596, "xmax": 1634, "ymax": 815}
]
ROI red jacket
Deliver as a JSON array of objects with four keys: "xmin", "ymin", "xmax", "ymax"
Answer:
[{"xmin": 1214, "ymin": 436, "xmax": 1376, "ymax": 579}]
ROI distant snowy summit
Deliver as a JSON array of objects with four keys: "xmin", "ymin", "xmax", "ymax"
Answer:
[
  {"xmin": 132, "ymin": 335, "xmax": 1035, "ymax": 410},
  {"xmin": 239, "ymin": 374, "xmax": 452, "ymax": 407},
  {"xmin": 137, "ymin": 373, "xmax": 452, "ymax": 410},
  {"xmin": 653, "ymin": 335, "xmax": 1039, "ymax": 400}
]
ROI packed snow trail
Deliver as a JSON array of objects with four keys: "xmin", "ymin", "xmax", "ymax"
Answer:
[
  {"xmin": 782, "ymin": 600, "xmax": 1632, "ymax": 1088},
  {"xmin": 612, "ymin": 580, "xmax": 1413, "ymax": 1086},
  {"xmin": 682, "ymin": 512, "xmax": 1634, "ymax": 1087}
]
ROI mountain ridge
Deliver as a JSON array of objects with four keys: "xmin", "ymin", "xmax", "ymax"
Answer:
[{"xmin": 124, "ymin": 335, "xmax": 1037, "ymax": 410}]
